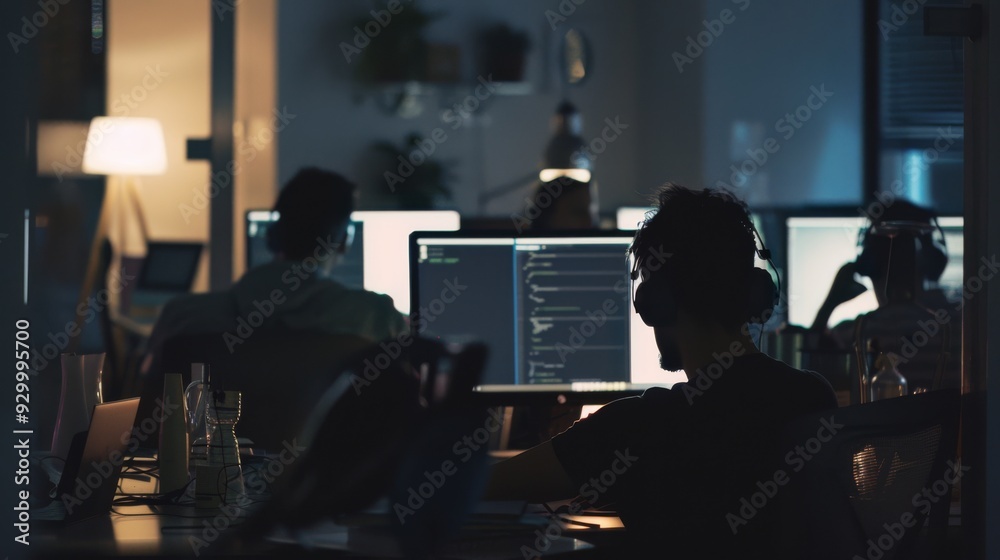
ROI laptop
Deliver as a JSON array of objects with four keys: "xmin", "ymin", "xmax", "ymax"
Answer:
[
  {"xmin": 37, "ymin": 398, "xmax": 140, "ymax": 523},
  {"xmin": 137, "ymin": 242, "xmax": 204, "ymax": 293}
]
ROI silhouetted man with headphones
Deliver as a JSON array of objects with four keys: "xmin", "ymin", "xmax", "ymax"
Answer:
[
  {"xmin": 812, "ymin": 200, "xmax": 950, "ymax": 341},
  {"xmin": 487, "ymin": 184, "xmax": 836, "ymax": 557},
  {"xmin": 142, "ymin": 168, "xmax": 405, "ymax": 376},
  {"xmin": 810, "ymin": 200, "xmax": 956, "ymax": 391}
]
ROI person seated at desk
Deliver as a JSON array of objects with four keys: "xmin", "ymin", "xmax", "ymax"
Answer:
[
  {"xmin": 487, "ymin": 184, "xmax": 837, "ymax": 557},
  {"xmin": 809, "ymin": 200, "xmax": 957, "ymax": 390},
  {"xmin": 140, "ymin": 167, "xmax": 405, "ymax": 385},
  {"xmin": 810, "ymin": 200, "xmax": 951, "ymax": 345},
  {"xmin": 521, "ymin": 176, "xmax": 599, "ymax": 231}
]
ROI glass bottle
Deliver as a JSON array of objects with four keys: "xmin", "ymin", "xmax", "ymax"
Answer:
[{"xmin": 870, "ymin": 353, "xmax": 908, "ymax": 401}]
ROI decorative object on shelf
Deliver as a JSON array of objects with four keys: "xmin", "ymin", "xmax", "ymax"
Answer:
[
  {"xmin": 540, "ymin": 100, "xmax": 592, "ymax": 183},
  {"xmin": 560, "ymin": 28, "xmax": 590, "ymax": 86},
  {"xmin": 477, "ymin": 23, "xmax": 532, "ymax": 82},
  {"xmin": 373, "ymin": 133, "xmax": 455, "ymax": 210}
]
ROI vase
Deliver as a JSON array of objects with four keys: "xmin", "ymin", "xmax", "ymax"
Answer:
[{"xmin": 50, "ymin": 353, "xmax": 104, "ymax": 461}]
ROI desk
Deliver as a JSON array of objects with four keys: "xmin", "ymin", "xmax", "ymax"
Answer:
[{"xmin": 33, "ymin": 459, "xmax": 608, "ymax": 559}]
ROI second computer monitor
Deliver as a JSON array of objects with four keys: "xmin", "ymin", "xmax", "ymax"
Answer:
[
  {"xmin": 246, "ymin": 210, "xmax": 460, "ymax": 313},
  {"xmin": 411, "ymin": 231, "xmax": 685, "ymax": 396},
  {"xmin": 786, "ymin": 216, "xmax": 963, "ymax": 329}
]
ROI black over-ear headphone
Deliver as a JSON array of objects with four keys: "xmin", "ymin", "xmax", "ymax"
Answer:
[
  {"xmin": 855, "ymin": 216, "xmax": 948, "ymax": 282},
  {"xmin": 632, "ymin": 218, "xmax": 778, "ymax": 328}
]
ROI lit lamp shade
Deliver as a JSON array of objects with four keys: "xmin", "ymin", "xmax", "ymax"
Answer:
[
  {"xmin": 82, "ymin": 117, "xmax": 167, "ymax": 175},
  {"xmin": 539, "ymin": 101, "xmax": 592, "ymax": 184}
]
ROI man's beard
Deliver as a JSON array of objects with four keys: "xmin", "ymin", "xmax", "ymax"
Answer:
[{"xmin": 658, "ymin": 339, "xmax": 684, "ymax": 372}]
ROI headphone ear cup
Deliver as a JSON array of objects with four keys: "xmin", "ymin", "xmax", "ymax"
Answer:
[
  {"xmin": 266, "ymin": 220, "xmax": 284, "ymax": 254},
  {"xmin": 634, "ymin": 282, "xmax": 676, "ymax": 327},
  {"xmin": 745, "ymin": 267, "xmax": 777, "ymax": 323},
  {"xmin": 919, "ymin": 234, "xmax": 948, "ymax": 282}
]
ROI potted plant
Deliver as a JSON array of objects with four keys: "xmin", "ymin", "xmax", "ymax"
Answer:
[
  {"xmin": 372, "ymin": 133, "xmax": 454, "ymax": 209},
  {"xmin": 477, "ymin": 23, "xmax": 532, "ymax": 82},
  {"xmin": 353, "ymin": 4, "xmax": 444, "ymax": 83}
]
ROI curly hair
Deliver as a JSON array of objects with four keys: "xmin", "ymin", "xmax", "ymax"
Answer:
[{"xmin": 629, "ymin": 183, "xmax": 758, "ymax": 329}]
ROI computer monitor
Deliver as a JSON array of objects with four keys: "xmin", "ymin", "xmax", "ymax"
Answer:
[
  {"xmin": 786, "ymin": 216, "xmax": 963, "ymax": 328},
  {"xmin": 410, "ymin": 231, "xmax": 685, "ymax": 402},
  {"xmin": 246, "ymin": 210, "xmax": 460, "ymax": 313},
  {"xmin": 615, "ymin": 206, "xmax": 654, "ymax": 231}
]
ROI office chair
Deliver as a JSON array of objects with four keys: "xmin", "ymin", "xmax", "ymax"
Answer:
[
  {"xmin": 229, "ymin": 338, "xmax": 490, "ymax": 560},
  {"xmin": 154, "ymin": 329, "xmax": 375, "ymax": 452},
  {"xmin": 773, "ymin": 389, "xmax": 960, "ymax": 560}
]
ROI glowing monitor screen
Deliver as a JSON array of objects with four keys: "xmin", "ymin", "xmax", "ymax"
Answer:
[
  {"xmin": 411, "ymin": 231, "xmax": 685, "ymax": 393},
  {"xmin": 247, "ymin": 210, "xmax": 460, "ymax": 313},
  {"xmin": 786, "ymin": 216, "xmax": 963, "ymax": 328}
]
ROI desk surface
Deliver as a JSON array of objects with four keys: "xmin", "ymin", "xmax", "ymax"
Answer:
[{"xmin": 33, "ymin": 460, "xmax": 609, "ymax": 559}]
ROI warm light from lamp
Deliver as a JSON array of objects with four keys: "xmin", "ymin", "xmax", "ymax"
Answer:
[
  {"xmin": 539, "ymin": 101, "xmax": 592, "ymax": 184},
  {"xmin": 82, "ymin": 117, "xmax": 167, "ymax": 175},
  {"xmin": 539, "ymin": 168, "xmax": 592, "ymax": 183}
]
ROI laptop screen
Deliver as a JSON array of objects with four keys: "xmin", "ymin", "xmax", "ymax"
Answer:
[
  {"xmin": 411, "ymin": 231, "xmax": 685, "ymax": 394},
  {"xmin": 138, "ymin": 243, "xmax": 204, "ymax": 292}
]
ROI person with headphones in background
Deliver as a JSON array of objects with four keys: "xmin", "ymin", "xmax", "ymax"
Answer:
[
  {"xmin": 141, "ymin": 167, "xmax": 405, "ymax": 379},
  {"xmin": 810, "ymin": 200, "xmax": 950, "ymax": 348},
  {"xmin": 486, "ymin": 184, "xmax": 836, "ymax": 557}
]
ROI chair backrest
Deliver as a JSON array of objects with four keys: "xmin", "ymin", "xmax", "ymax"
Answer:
[
  {"xmin": 231, "ymin": 338, "xmax": 490, "ymax": 557},
  {"xmin": 774, "ymin": 389, "xmax": 960, "ymax": 560},
  {"xmin": 156, "ymin": 329, "xmax": 374, "ymax": 451}
]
